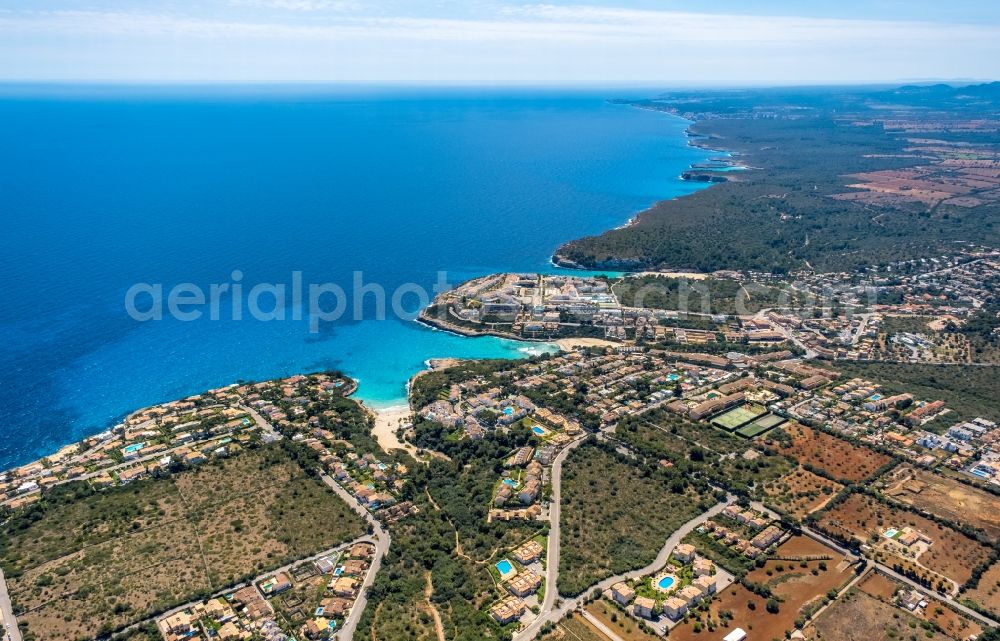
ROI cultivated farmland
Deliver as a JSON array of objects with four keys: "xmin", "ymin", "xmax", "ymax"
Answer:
[{"xmin": 765, "ymin": 423, "xmax": 892, "ymax": 482}]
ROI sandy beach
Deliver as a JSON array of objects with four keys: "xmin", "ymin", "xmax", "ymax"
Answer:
[
  {"xmin": 634, "ymin": 270, "xmax": 709, "ymax": 280},
  {"xmin": 554, "ymin": 337, "xmax": 620, "ymax": 350},
  {"xmin": 370, "ymin": 405, "xmax": 420, "ymax": 458}
]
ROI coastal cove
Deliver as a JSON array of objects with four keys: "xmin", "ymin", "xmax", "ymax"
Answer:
[{"xmin": 0, "ymin": 87, "xmax": 719, "ymax": 471}]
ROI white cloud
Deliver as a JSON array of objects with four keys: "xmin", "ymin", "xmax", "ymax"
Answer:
[{"xmin": 0, "ymin": 3, "xmax": 996, "ymax": 83}]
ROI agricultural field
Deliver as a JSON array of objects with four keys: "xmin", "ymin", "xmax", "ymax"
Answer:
[
  {"xmin": 813, "ymin": 492, "xmax": 991, "ymax": 586},
  {"xmin": 666, "ymin": 582, "xmax": 794, "ymax": 641},
  {"xmin": 558, "ymin": 441, "xmax": 711, "ymax": 596},
  {"xmin": 880, "ymin": 465, "xmax": 1000, "ymax": 540},
  {"xmin": 745, "ymin": 536, "xmax": 855, "ymax": 623},
  {"xmin": 765, "ymin": 422, "xmax": 893, "ymax": 482},
  {"xmin": 810, "ymin": 588, "xmax": 952, "ymax": 641},
  {"xmin": 961, "ymin": 560, "xmax": 1000, "ymax": 619},
  {"xmin": 858, "ymin": 573, "xmax": 983, "ymax": 641},
  {"xmin": 538, "ymin": 613, "xmax": 611, "ymax": 641},
  {"xmin": 585, "ymin": 599, "xmax": 661, "ymax": 641},
  {"xmin": 763, "ymin": 466, "xmax": 844, "ymax": 518},
  {"xmin": 0, "ymin": 444, "xmax": 367, "ymax": 641}
]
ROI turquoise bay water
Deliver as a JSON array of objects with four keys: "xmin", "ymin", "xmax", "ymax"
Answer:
[{"xmin": 0, "ymin": 87, "xmax": 714, "ymax": 470}]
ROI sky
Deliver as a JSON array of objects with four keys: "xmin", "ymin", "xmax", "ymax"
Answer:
[{"xmin": 0, "ymin": 0, "xmax": 997, "ymax": 85}]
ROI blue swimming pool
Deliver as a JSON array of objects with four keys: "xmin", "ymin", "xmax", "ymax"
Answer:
[
  {"xmin": 123, "ymin": 442, "xmax": 145, "ymax": 454},
  {"xmin": 667, "ymin": 373, "xmax": 680, "ymax": 381},
  {"xmin": 503, "ymin": 478, "xmax": 518, "ymax": 486},
  {"xmin": 532, "ymin": 426, "xmax": 546, "ymax": 436},
  {"xmin": 496, "ymin": 560, "xmax": 514, "ymax": 576},
  {"xmin": 503, "ymin": 407, "xmax": 514, "ymax": 415},
  {"xmin": 657, "ymin": 575, "xmax": 675, "ymax": 590}
]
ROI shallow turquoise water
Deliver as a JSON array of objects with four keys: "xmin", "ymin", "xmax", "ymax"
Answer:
[{"xmin": 0, "ymin": 87, "xmax": 715, "ymax": 469}]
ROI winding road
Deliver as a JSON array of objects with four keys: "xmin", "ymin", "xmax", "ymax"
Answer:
[
  {"xmin": 319, "ymin": 473, "xmax": 391, "ymax": 641},
  {"xmin": 514, "ymin": 443, "xmax": 734, "ymax": 641}
]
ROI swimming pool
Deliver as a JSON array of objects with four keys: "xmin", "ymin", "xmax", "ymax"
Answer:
[
  {"xmin": 503, "ymin": 407, "xmax": 514, "ymax": 416},
  {"xmin": 496, "ymin": 559, "xmax": 516, "ymax": 578},
  {"xmin": 531, "ymin": 426, "xmax": 547, "ymax": 436},
  {"xmin": 883, "ymin": 528, "xmax": 899, "ymax": 539},
  {"xmin": 667, "ymin": 373, "xmax": 680, "ymax": 381},
  {"xmin": 502, "ymin": 478, "xmax": 518, "ymax": 486},
  {"xmin": 123, "ymin": 442, "xmax": 145, "ymax": 454},
  {"xmin": 869, "ymin": 393, "xmax": 882, "ymax": 401},
  {"xmin": 657, "ymin": 575, "xmax": 675, "ymax": 590}
]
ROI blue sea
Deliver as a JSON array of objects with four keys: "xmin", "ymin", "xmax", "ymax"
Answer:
[{"xmin": 0, "ymin": 86, "xmax": 715, "ymax": 470}]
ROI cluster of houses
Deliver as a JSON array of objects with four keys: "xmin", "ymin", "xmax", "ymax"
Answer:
[
  {"xmin": 609, "ymin": 543, "xmax": 722, "ymax": 626},
  {"xmin": 159, "ymin": 542, "xmax": 374, "ymax": 641},
  {"xmin": 419, "ymin": 386, "xmax": 537, "ymax": 441},
  {"xmin": 0, "ymin": 385, "xmax": 267, "ymax": 510},
  {"xmin": 489, "ymin": 539, "xmax": 546, "ymax": 626},
  {"xmin": 302, "ymin": 431, "xmax": 415, "ymax": 523},
  {"xmin": 706, "ymin": 506, "xmax": 786, "ymax": 560},
  {"xmin": 494, "ymin": 450, "xmax": 543, "ymax": 510},
  {"xmin": 1, "ymin": 372, "xmax": 374, "ymax": 513}
]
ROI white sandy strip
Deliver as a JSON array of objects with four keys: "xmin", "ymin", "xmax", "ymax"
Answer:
[
  {"xmin": 370, "ymin": 405, "xmax": 416, "ymax": 455},
  {"xmin": 554, "ymin": 337, "xmax": 620, "ymax": 350}
]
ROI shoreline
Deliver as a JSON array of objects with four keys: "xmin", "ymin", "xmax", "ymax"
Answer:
[
  {"xmin": 1, "ymin": 100, "xmax": 709, "ymax": 476},
  {"xmin": 551, "ymin": 108, "xmax": 742, "ymax": 272}
]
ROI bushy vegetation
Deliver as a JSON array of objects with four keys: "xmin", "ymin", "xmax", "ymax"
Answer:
[
  {"xmin": 558, "ymin": 439, "xmax": 714, "ymax": 596},
  {"xmin": 557, "ymin": 87, "xmax": 1000, "ymax": 273}
]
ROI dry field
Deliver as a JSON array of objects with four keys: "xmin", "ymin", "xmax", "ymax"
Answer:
[
  {"xmin": 962, "ymin": 560, "xmax": 1000, "ymax": 618},
  {"xmin": 882, "ymin": 465, "xmax": 1000, "ymax": 540},
  {"xmin": 767, "ymin": 423, "xmax": 892, "ymax": 482},
  {"xmin": 814, "ymin": 493, "xmax": 991, "ymax": 586},
  {"xmin": 1, "ymin": 445, "xmax": 366, "ymax": 641},
  {"xmin": 809, "ymin": 588, "xmax": 952, "ymax": 641},
  {"xmin": 746, "ymin": 536, "xmax": 854, "ymax": 614},
  {"xmin": 667, "ymin": 583, "xmax": 793, "ymax": 641},
  {"xmin": 585, "ymin": 599, "xmax": 660, "ymax": 641},
  {"xmin": 858, "ymin": 572, "xmax": 982, "ymax": 640},
  {"xmin": 539, "ymin": 614, "xmax": 611, "ymax": 641},
  {"xmin": 763, "ymin": 466, "xmax": 844, "ymax": 518}
]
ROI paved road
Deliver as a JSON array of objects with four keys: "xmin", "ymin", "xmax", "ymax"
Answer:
[
  {"xmin": 319, "ymin": 473, "xmax": 391, "ymax": 641},
  {"xmin": 0, "ymin": 567, "xmax": 23, "ymax": 641},
  {"xmin": 516, "ymin": 436, "xmax": 586, "ymax": 641},
  {"xmin": 515, "ymin": 490, "xmax": 733, "ymax": 641},
  {"xmin": 798, "ymin": 524, "xmax": 999, "ymax": 629},
  {"xmin": 239, "ymin": 404, "xmax": 282, "ymax": 441}
]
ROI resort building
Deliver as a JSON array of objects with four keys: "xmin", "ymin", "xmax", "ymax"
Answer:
[
  {"xmin": 662, "ymin": 596, "xmax": 688, "ymax": 620},
  {"xmin": 506, "ymin": 571, "xmax": 542, "ymax": 597},
  {"xmin": 673, "ymin": 543, "xmax": 696, "ymax": 563},
  {"xmin": 611, "ymin": 582, "xmax": 636, "ymax": 606},
  {"xmin": 512, "ymin": 540, "xmax": 544, "ymax": 564},
  {"xmin": 693, "ymin": 574, "xmax": 717, "ymax": 595},
  {"xmin": 633, "ymin": 596, "xmax": 657, "ymax": 619},
  {"xmin": 693, "ymin": 558, "xmax": 714, "ymax": 577},
  {"xmin": 490, "ymin": 596, "xmax": 526, "ymax": 625},
  {"xmin": 678, "ymin": 585, "xmax": 704, "ymax": 604}
]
